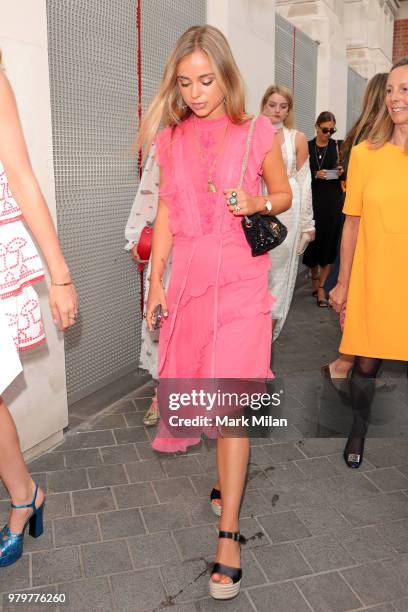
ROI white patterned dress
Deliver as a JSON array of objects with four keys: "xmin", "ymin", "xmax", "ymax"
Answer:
[{"xmin": 0, "ymin": 160, "xmax": 45, "ymax": 395}]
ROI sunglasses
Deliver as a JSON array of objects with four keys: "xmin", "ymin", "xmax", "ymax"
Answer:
[{"xmin": 319, "ymin": 127, "xmax": 337, "ymax": 135}]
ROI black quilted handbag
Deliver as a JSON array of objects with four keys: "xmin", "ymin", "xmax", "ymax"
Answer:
[{"xmin": 241, "ymin": 213, "xmax": 287, "ymax": 257}]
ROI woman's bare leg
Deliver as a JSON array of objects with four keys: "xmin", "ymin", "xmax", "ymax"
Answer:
[
  {"xmin": 211, "ymin": 436, "xmax": 249, "ymax": 584},
  {"xmin": 0, "ymin": 397, "xmax": 45, "ymax": 539}
]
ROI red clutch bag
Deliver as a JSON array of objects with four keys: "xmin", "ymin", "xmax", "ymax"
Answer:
[{"xmin": 131, "ymin": 225, "xmax": 153, "ymax": 313}]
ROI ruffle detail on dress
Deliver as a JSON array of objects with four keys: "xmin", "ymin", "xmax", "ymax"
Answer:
[
  {"xmin": 1, "ymin": 284, "xmax": 45, "ymax": 351},
  {"xmin": 0, "ymin": 163, "xmax": 22, "ymax": 224}
]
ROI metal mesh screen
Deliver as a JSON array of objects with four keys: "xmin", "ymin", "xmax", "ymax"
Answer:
[
  {"xmin": 275, "ymin": 14, "xmax": 318, "ymax": 140},
  {"xmin": 346, "ymin": 67, "xmax": 367, "ymax": 132},
  {"xmin": 47, "ymin": 0, "xmax": 140, "ymax": 404},
  {"xmin": 141, "ymin": 0, "xmax": 206, "ymax": 110},
  {"xmin": 47, "ymin": 0, "xmax": 205, "ymax": 404}
]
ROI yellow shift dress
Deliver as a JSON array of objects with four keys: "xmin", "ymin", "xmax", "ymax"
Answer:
[{"xmin": 340, "ymin": 141, "xmax": 408, "ymax": 360}]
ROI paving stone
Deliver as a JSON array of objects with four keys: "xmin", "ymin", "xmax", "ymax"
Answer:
[
  {"xmin": 55, "ymin": 430, "xmax": 116, "ymax": 451},
  {"xmin": 365, "ymin": 446, "xmax": 407, "ymax": 469},
  {"xmin": 335, "ymin": 492, "xmax": 408, "ymax": 527},
  {"xmin": 239, "ymin": 489, "xmax": 273, "ymax": 518},
  {"xmin": 249, "ymin": 445, "xmax": 279, "ymax": 465},
  {"xmin": 98, "ymin": 507, "xmax": 145, "ymax": 539},
  {"xmin": 338, "ymin": 526, "xmax": 397, "ymax": 563},
  {"xmin": 258, "ymin": 510, "xmax": 311, "ymax": 543},
  {"xmin": 365, "ymin": 467, "xmax": 408, "ymax": 493},
  {"xmin": 112, "ymin": 482, "xmax": 157, "ymax": 509},
  {"xmin": 253, "ymin": 542, "xmax": 312, "ymax": 582},
  {"xmin": 125, "ymin": 458, "xmax": 166, "ymax": 482},
  {"xmin": 160, "ymin": 558, "xmax": 209, "ymax": 603},
  {"xmin": 296, "ymin": 438, "xmax": 346, "ymax": 457},
  {"xmin": 113, "ymin": 426, "xmax": 148, "ymax": 444},
  {"xmin": 0, "ymin": 555, "xmax": 30, "ymax": 593},
  {"xmin": 394, "ymin": 598, "xmax": 408, "ymax": 611},
  {"xmin": 296, "ymin": 571, "xmax": 362, "ymax": 611},
  {"xmin": 87, "ymin": 463, "xmax": 127, "ymax": 487},
  {"xmin": 29, "ymin": 453, "xmax": 65, "ymax": 472},
  {"xmin": 311, "ymin": 473, "xmax": 381, "ymax": 505},
  {"xmin": 110, "ymin": 568, "xmax": 166, "ymax": 611},
  {"xmin": 100, "ymin": 443, "xmax": 138, "ymax": 465},
  {"xmin": 127, "ymin": 531, "xmax": 180, "ymax": 568},
  {"xmin": 90, "ymin": 414, "xmax": 127, "ymax": 430},
  {"xmin": 123, "ymin": 411, "xmax": 145, "ymax": 427},
  {"xmin": 23, "ymin": 520, "xmax": 54, "ymax": 552},
  {"xmin": 296, "ymin": 534, "xmax": 355, "ymax": 572},
  {"xmin": 32, "ymin": 546, "xmax": 82, "ymax": 586},
  {"xmin": 182, "ymin": 494, "xmax": 219, "ymax": 527},
  {"xmin": 135, "ymin": 440, "xmax": 158, "ymax": 459},
  {"xmin": 295, "ymin": 456, "xmax": 342, "ymax": 479},
  {"xmin": 376, "ymin": 518, "xmax": 408, "ymax": 554},
  {"xmin": 81, "ymin": 540, "xmax": 132, "ymax": 577},
  {"xmin": 43, "ymin": 492, "xmax": 72, "ymax": 519},
  {"xmin": 72, "ymin": 487, "xmax": 115, "ymax": 515},
  {"xmin": 47, "ymin": 469, "xmax": 88, "ymax": 494},
  {"xmin": 190, "ymin": 474, "xmax": 217, "ymax": 496},
  {"xmin": 57, "ymin": 577, "xmax": 113, "ymax": 611},
  {"xmin": 341, "ymin": 560, "xmax": 408, "ymax": 607},
  {"xmin": 64, "ymin": 449, "xmax": 102, "ymax": 469},
  {"xmin": 141, "ymin": 501, "xmax": 190, "ymax": 533},
  {"xmin": 195, "ymin": 592, "xmax": 254, "ymax": 611},
  {"xmin": 54, "ymin": 515, "xmax": 100, "ymax": 546},
  {"xmin": 248, "ymin": 581, "xmax": 311, "ymax": 612},
  {"xmin": 172, "ymin": 525, "xmax": 216, "ymax": 560},
  {"xmin": 295, "ymin": 504, "xmax": 352, "ymax": 535},
  {"xmin": 106, "ymin": 399, "xmax": 136, "ymax": 414},
  {"xmin": 263, "ymin": 441, "xmax": 307, "ymax": 463},
  {"xmin": 264, "ymin": 461, "xmax": 307, "ymax": 486},
  {"xmin": 153, "ymin": 476, "xmax": 195, "ymax": 503},
  {"xmin": 162, "ymin": 455, "xmax": 204, "ymax": 477}
]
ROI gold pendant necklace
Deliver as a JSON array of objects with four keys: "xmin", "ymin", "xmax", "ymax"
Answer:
[{"xmin": 193, "ymin": 117, "xmax": 229, "ymax": 193}]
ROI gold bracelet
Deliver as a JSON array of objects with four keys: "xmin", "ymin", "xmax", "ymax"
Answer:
[{"xmin": 51, "ymin": 281, "xmax": 72, "ymax": 287}]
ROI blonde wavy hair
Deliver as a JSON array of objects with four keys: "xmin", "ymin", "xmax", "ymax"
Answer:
[
  {"xmin": 260, "ymin": 85, "xmax": 295, "ymax": 129},
  {"xmin": 135, "ymin": 25, "xmax": 248, "ymax": 157},
  {"xmin": 368, "ymin": 57, "xmax": 408, "ymax": 153},
  {"xmin": 341, "ymin": 72, "xmax": 388, "ymax": 171}
]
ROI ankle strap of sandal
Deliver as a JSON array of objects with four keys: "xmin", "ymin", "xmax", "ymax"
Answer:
[
  {"xmin": 218, "ymin": 530, "xmax": 244, "ymax": 543},
  {"xmin": 11, "ymin": 483, "xmax": 38, "ymax": 510}
]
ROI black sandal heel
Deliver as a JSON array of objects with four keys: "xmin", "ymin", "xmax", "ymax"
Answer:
[
  {"xmin": 209, "ymin": 531, "xmax": 244, "ymax": 600},
  {"xmin": 210, "ymin": 488, "xmax": 222, "ymax": 517}
]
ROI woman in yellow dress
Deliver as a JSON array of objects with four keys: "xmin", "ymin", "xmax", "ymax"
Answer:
[{"xmin": 329, "ymin": 57, "xmax": 408, "ymax": 468}]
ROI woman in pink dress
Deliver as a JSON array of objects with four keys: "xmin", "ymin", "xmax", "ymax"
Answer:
[
  {"xmin": 0, "ymin": 54, "xmax": 78, "ymax": 566},
  {"xmin": 136, "ymin": 26, "xmax": 291, "ymax": 599}
]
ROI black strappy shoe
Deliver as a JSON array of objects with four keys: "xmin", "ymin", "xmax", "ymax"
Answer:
[
  {"xmin": 316, "ymin": 285, "xmax": 329, "ymax": 308},
  {"xmin": 209, "ymin": 531, "xmax": 244, "ymax": 600},
  {"xmin": 210, "ymin": 488, "xmax": 222, "ymax": 517}
]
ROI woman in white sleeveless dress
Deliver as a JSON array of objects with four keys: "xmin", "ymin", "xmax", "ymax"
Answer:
[
  {"xmin": 0, "ymin": 56, "xmax": 78, "ymax": 566},
  {"xmin": 261, "ymin": 85, "xmax": 315, "ymax": 339}
]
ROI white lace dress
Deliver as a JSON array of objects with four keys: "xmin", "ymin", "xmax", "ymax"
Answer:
[
  {"xmin": 125, "ymin": 146, "xmax": 170, "ymax": 379},
  {"xmin": 269, "ymin": 127, "xmax": 314, "ymax": 340},
  {"xmin": 0, "ymin": 160, "xmax": 46, "ymax": 395}
]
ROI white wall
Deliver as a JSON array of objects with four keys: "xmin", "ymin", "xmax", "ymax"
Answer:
[
  {"xmin": 0, "ymin": 0, "xmax": 68, "ymax": 459},
  {"xmin": 207, "ymin": 0, "xmax": 276, "ymax": 115}
]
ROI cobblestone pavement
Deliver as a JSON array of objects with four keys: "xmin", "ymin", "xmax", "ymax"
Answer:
[{"xmin": 1, "ymin": 281, "xmax": 408, "ymax": 611}]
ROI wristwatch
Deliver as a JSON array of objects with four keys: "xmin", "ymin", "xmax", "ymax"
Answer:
[{"xmin": 263, "ymin": 199, "xmax": 273, "ymax": 214}]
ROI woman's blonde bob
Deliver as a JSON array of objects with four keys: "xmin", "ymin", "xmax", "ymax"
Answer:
[
  {"xmin": 260, "ymin": 85, "xmax": 295, "ymax": 129},
  {"xmin": 368, "ymin": 57, "xmax": 408, "ymax": 153},
  {"xmin": 135, "ymin": 25, "xmax": 249, "ymax": 157}
]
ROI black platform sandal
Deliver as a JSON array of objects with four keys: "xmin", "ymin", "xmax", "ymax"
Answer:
[
  {"xmin": 210, "ymin": 488, "xmax": 222, "ymax": 517},
  {"xmin": 209, "ymin": 531, "xmax": 244, "ymax": 600}
]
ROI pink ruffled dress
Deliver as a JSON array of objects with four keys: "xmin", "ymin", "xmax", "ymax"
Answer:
[
  {"xmin": 151, "ymin": 114, "xmax": 276, "ymax": 452},
  {"xmin": 0, "ymin": 160, "xmax": 45, "ymax": 395}
]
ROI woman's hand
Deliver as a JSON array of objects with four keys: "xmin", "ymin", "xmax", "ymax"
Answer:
[
  {"xmin": 131, "ymin": 244, "xmax": 148, "ymax": 265},
  {"xmin": 224, "ymin": 189, "xmax": 264, "ymax": 216},
  {"xmin": 329, "ymin": 281, "xmax": 348, "ymax": 313},
  {"xmin": 315, "ymin": 170, "xmax": 327, "ymax": 180},
  {"xmin": 336, "ymin": 165, "xmax": 344, "ymax": 176},
  {"xmin": 146, "ymin": 277, "xmax": 168, "ymax": 332},
  {"xmin": 49, "ymin": 282, "xmax": 79, "ymax": 330}
]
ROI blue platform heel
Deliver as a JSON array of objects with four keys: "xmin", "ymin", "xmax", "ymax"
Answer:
[{"xmin": 0, "ymin": 483, "xmax": 45, "ymax": 567}]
